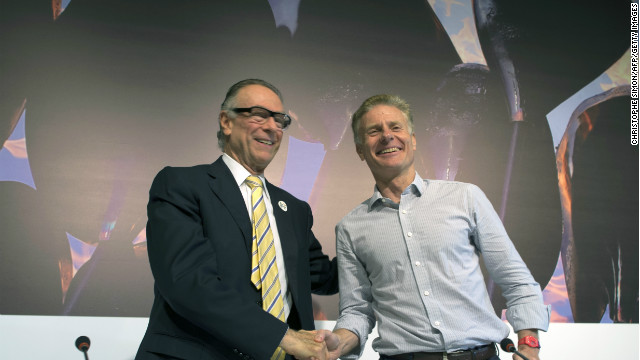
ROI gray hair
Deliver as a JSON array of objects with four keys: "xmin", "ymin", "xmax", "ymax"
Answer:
[
  {"xmin": 217, "ymin": 79, "xmax": 284, "ymax": 150},
  {"xmin": 351, "ymin": 94, "xmax": 413, "ymax": 145}
]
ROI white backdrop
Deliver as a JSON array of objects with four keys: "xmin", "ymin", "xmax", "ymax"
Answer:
[{"xmin": 1, "ymin": 315, "xmax": 637, "ymax": 359}]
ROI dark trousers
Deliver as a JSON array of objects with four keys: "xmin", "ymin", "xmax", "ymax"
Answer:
[
  {"xmin": 378, "ymin": 343, "xmax": 499, "ymax": 360},
  {"xmin": 380, "ymin": 356, "xmax": 500, "ymax": 360}
]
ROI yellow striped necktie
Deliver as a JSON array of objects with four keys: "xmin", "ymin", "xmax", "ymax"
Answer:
[{"xmin": 246, "ymin": 176, "xmax": 286, "ymax": 360}]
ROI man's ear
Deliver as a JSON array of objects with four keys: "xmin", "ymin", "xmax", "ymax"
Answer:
[
  {"xmin": 220, "ymin": 111, "xmax": 233, "ymax": 136},
  {"xmin": 411, "ymin": 133, "xmax": 416, "ymax": 150},
  {"xmin": 356, "ymin": 144, "xmax": 365, "ymax": 161}
]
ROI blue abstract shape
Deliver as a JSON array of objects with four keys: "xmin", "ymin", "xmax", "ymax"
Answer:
[
  {"xmin": 267, "ymin": 0, "xmax": 301, "ymax": 36},
  {"xmin": 67, "ymin": 232, "xmax": 98, "ymax": 275},
  {"xmin": 542, "ymin": 255, "xmax": 575, "ymax": 323},
  {"xmin": 0, "ymin": 109, "xmax": 36, "ymax": 189},
  {"xmin": 279, "ymin": 136, "xmax": 326, "ymax": 201}
]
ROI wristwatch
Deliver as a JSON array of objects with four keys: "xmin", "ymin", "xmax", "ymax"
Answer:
[{"xmin": 518, "ymin": 336, "xmax": 540, "ymax": 348}]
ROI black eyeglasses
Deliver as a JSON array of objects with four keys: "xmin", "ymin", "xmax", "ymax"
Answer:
[{"xmin": 231, "ymin": 106, "xmax": 292, "ymax": 130}]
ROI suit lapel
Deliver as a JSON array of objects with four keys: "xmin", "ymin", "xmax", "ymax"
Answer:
[
  {"xmin": 207, "ymin": 157, "xmax": 253, "ymax": 253},
  {"xmin": 206, "ymin": 159, "xmax": 300, "ymax": 287}
]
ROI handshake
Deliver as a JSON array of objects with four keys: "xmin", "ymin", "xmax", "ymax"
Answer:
[{"xmin": 280, "ymin": 328, "xmax": 357, "ymax": 360}]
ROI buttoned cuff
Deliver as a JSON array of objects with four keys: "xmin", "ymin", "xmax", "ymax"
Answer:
[{"xmin": 506, "ymin": 303, "xmax": 552, "ymax": 332}]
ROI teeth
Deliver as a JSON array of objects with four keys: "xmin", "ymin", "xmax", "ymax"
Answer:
[
  {"xmin": 257, "ymin": 139, "xmax": 273, "ymax": 145},
  {"xmin": 379, "ymin": 147, "xmax": 399, "ymax": 154}
]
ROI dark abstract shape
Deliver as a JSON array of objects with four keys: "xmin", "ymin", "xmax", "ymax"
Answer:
[
  {"xmin": 0, "ymin": 1, "xmax": 51, "ymax": 147},
  {"xmin": 570, "ymin": 95, "xmax": 638, "ymax": 323},
  {"xmin": 0, "ymin": 181, "xmax": 62, "ymax": 314},
  {"xmin": 63, "ymin": 239, "xmax": 154, "ymax": 316},
  {"xmin": 313, "ymin": 80, "xmax": 366, "ymax": 151},
  {"xmin": 421, "ymin": 63, "xmax": 494, "ymax": 181},
  {"xmin": 284, "ymin": 0, "xmax": 459, "ymax": 150},
  {"xmin": 461, "ymin": 0, "xmax": 629, "ymax": 316}
]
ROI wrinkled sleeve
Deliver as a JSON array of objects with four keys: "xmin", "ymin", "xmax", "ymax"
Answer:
[
  {"xmin": 469, "ymin": 184, "xmax": 551, "ymax": 332},
  {"xmin": 334, "ymin": 220, "xmax": 376, "ymax": 359}
]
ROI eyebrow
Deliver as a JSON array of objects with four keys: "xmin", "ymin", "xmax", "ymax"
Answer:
[{"xmin": 364, "ymin": 120, "xmax": 404, "ymax": 131}]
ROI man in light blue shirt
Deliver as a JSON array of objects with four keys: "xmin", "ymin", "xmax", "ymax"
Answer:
[{"xmin": 318, "ymin": 94, "xmax": 550, "ymax": 360}]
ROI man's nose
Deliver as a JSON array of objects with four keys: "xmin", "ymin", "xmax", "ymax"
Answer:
[{"xmin": 381, "ymin": 129, "xmax": 394, "ymax": 142}]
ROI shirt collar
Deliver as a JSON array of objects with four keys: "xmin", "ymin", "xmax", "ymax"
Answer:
[
  {"xmin": 367, "ymin": 172, "xmax": 425, "ymax": 211},
  {"xmin": 222, "ymin": 153, "xmax": 270, "ymax": 198}
]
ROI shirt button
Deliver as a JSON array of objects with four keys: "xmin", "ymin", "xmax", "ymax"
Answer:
[
  {"xmin": 402, "ymin": 210, "xmax": 407, "ymax": 214},
  {"xmin": 423, "ymin": 290, "xmax": 429, "ymax": 296},
  {"xmin": 407, "ymin": 232, "xmax": 413, "ymax": 237},
  {"xmin": 415, "ymin": 261, "xmax": 421, "ymax": 266},
  {"xmin": 434, "ymin": 321, "xmax": 441, "ymax": 327}
]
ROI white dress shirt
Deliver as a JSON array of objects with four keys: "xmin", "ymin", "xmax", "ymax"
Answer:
[{"xmin": 335, "ymin": 172, "xmax": 550, "ymax": 358}]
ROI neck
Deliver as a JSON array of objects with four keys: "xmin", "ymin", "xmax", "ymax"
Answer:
[
  {"xmin": 223, "ymin": 151, "xmax": 264, "ymax": 175},
  {"xmin": 373, "ymin": 169, "xmax": 415, "ymax": 203}
]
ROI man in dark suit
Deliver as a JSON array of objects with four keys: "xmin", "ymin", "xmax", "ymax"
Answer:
[{"xmin": 135, "ymin": 79, "xmax": 339, "ymax": 360}]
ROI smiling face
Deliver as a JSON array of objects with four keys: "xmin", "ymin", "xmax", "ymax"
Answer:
[
  {"xmin": 356, "ymin": 104, "xmax": 417, "ymax": 183},
  {"xmin": 220, "ymin": 84, "xmax": 284, "ymax": 174}
]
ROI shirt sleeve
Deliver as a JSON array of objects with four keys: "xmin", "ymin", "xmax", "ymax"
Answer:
[
  {"xmin": 334, "ymin": 220, "xmax": 377, "ymax": 359},
  {"xmin": 469, "ymin": 184, "xmax": 551, "ymax": 332}
]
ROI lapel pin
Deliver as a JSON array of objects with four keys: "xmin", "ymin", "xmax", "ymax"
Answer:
[{"xmin": 278, "ymin": 201, "xmax": 288, "ymax": 212}]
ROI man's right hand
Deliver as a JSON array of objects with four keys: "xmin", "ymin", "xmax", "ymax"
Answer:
[
  {"xmin": 313, "ymin": 328, "xmax": 360, "ymax": 360},
  {"xmin": 313, "ymin": 330, "xmax": 341, "ymax": 360},
  {"xmin": 279, "ymin": 329, "xmax": 329, "ymax": 360}
]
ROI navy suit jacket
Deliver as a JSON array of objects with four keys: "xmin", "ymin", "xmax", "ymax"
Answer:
[{"xmin": 135, "ymin": 157, "xmax": 338, "ymax": 360}]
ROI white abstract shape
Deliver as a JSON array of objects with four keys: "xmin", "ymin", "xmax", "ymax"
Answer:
[
  {"xmin": 67, "ymin": 232, "xmax": 98, "ymax": 277},
  {"xmin": 427, "ymin": 0, "xmax": 486, "ymax": 65},
  {"xmin": 132, "ymin": 227, "xmax": 146, "ymax": 245},
  {"xmin": 547, "ymin": 48, "xmax": 631, "ymax": 151},
  {"xmin": 2, "ymin": 138, "xmax": 28, "ymax": 159},
  {"xmin": 443, "ymin": 0, "xmax": 465, "ymax": 17},
  {"xmin": 601, "ymin": 48, "xmax": 632, "ymax": 92},
  {"xmin": 0, "ymin": 108, "xmax": 36, "ymax": 189},
  {"xmin": 267, "ymin": 0, "xmax": 301, "ymax": 36},
  {"xmin": 449, "ymin": 16, "xmax": 487, "ymax": 65}
]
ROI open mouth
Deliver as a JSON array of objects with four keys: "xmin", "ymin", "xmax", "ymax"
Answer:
[
  {"xmin": 256, "ymin": 139, "xmax": 274, "ymax": 145},
  {"xmin": 377, "ymin": 147, "xmax": 400, "ymax": 155}
]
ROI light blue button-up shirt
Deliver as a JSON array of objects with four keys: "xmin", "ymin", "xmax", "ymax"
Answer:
[{"xmin": 335, "ymin": 173, "xmax": 550, "ymax": 358}]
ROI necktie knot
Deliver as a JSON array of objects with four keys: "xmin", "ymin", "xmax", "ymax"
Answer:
[{"xmin": 245, "ymin": 175, "xmax": 263, "ymax": 190}]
